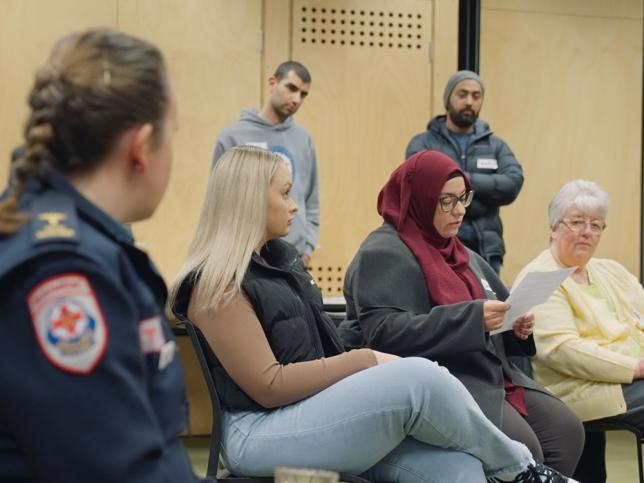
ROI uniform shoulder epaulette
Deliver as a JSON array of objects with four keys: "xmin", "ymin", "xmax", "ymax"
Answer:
[{"xmin": 29, "ymin": 191, "xmax": 79, "ymax": 244}]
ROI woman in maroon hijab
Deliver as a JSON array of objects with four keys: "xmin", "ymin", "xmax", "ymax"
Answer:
[{"xmin": 342, "ymin": 150, "xmax": 584, "ymax": 477}]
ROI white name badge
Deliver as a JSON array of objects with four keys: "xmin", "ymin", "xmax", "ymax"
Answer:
[
  {"xmin": 477, "ymin": 158, "xmax": 498, "ymax": 170},
  {"xmin": 481, "ymin": 278, "xmax": 494, "ymax": 292}
]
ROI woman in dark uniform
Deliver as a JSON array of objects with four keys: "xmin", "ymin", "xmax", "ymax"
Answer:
[{"xmin": 0, "ymin": 28, "xmax": 211, "ymax": 483}]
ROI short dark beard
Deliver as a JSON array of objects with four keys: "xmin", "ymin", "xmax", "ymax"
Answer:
[{"xmin": 447, "ymin": 103, "xmax": 478, "ymax": 129}]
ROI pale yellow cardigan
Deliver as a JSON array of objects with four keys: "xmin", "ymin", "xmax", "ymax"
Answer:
[{"xmin": 514, "ymin": 249, "xmax": 644, "ymax": 421}]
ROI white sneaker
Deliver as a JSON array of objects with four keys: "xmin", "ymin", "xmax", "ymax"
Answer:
[{"xmin": 488, "ymin": 462, "xmax": 580, "ymax": 482}]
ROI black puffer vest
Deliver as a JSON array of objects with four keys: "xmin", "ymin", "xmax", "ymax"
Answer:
[{"xmin": 175, "ymin": 240, "xmax": 345, "ymax": 411}]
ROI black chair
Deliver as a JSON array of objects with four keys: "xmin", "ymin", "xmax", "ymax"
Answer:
[
  {"xmin": 178, "ymin": 316, "xmax": 371, "ymax": 483},
  {"xmin": 511, "ymin": 356, "xmax": 644, "ymax": 483},
  {"xmin": 582, "ymin": 419, "xmax": 644, "ymax": 483}
]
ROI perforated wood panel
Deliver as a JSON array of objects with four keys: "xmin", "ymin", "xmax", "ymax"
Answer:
[
  {"xmin": 292, "ymin": 0, "xmax": 433, "ymax": 281},
  {"xmin": 308, "ymin": 265, "xmax": 345, "ymax": 296},
  {"xmin": 297, "ymin": 6, "xmax": 425, "ymax": 49}
]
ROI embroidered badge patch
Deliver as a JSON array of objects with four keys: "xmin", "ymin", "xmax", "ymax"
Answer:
[
  {"xmin": 138, "ymin": 316, "xmax": 166, "ymax": 354},
  {"xmin": 138, "ymin": 317, "xmax": 175, "ymax": 370},
  {"xmin": 27, "ymin": 274, "xmax": 108, "ymax": 375}
]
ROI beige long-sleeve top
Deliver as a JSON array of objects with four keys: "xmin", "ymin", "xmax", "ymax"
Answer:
[
  {"xmin": 514, "ymin": 249, "xmax": 644, "ymax": 421},
  {"xmin": 189, "ymin": 290, "xmax": 378, "ymax": 409}
]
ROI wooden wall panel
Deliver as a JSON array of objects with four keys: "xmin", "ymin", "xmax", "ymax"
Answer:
[
  {"xmin": 431, "ymin": 0, "xmax": 459, "ymax": 113},
  {"xmin": 480, "ymin": 0, "xmax": 643, "ymax": 283},
  {"xmin": 291, "ymin": 0, "xmax": 435, "ymax": 294},
  {"xmin": 0, "ymin": 1, "xmax": 263, "ymax": 289},
  {"xmin": 116, "ymin": 0, "xmax": 262, "ymax": 435},
  {"xmin": 263, "ymin": 0, "xmax": 292, "ymax": 98},
  {"xmin": 117, "ymin": 0, "xmax": 263, "ymax": 284},
  {"xmin": 484, "ymin": 0, "xmax": 642, "ymax": 19},
  {"xmin": 0, "ymin": 0, "xmax": 118, "ymax": 187}
]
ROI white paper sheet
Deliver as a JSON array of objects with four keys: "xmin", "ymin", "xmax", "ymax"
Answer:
[{"xmin": 490, "ymin": 267, "xmax": 576, "ymax": 335}]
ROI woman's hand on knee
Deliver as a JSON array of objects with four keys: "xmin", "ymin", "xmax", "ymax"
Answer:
[{"xmin": 372, "ymin": 350, "xmax": 400, "ymax": 365}]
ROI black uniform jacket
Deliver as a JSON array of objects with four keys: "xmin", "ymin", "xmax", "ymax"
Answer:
[{"xmin": 0, "ymin": 172, "xmax": 211, "ymax": 483}]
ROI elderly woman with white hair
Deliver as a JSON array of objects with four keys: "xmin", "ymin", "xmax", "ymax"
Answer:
[{"xmin": 515, "ymin": 179, "xmax": 644, "ymax": 482}]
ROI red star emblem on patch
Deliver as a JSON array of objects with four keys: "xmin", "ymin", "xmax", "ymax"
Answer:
[
  {"xmin": 27, "ymin": 274, "xmax": 108, "ymax": 374},
  {"xmin": 52, "ymin": 305, "xmax": 83, "ymax": 334}
]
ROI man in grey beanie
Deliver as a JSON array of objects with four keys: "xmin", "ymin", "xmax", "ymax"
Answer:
[{"xmin": 405, "ymin": 69, "xmax": 523, "ymax": 273}]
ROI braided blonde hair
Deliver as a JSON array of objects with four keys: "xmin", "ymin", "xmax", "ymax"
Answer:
[{"xmin": 0, "ymin": 28, "xmax": 169, "ymax": 235}]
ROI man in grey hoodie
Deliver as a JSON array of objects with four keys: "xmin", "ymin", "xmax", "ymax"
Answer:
[{"xmin": 212, "ymin": 61, "xmax": 319, "ymax": 267}]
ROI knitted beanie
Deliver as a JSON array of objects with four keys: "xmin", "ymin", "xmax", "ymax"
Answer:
[{"xmin": 443, "ymin": 70, "xmax": 485, "ymax": 108}]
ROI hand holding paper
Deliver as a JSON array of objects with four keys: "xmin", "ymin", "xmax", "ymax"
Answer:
[
  {"xmin": 490, "ymin": 267, "xmax": 576, "ymax": 335},
  {"xmin": 512, "ymin": 313, "xmax": 535, "ymax": 340},
  {"xmin": 483, "ymin": 300, "xmax": 511, "ymax": 332}
]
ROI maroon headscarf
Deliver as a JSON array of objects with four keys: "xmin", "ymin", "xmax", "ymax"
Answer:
[{"xmin": 378, "ymin": 150, "xmax": 485, "ymax": 304}]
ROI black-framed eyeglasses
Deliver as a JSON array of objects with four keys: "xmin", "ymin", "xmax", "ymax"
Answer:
[
  {"xmin": 559, "ymin": 218, "xmax": 606, "ymax": 234},
  {"xmin": 438, "ymin": 190, "xmax": 474, "ymax": 213}
]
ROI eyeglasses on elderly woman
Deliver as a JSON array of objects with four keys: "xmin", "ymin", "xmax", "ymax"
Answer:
[
  {"xmin": 558, "ymin": 218, "xmax": 606, "ymax": 234},
  {"xmin": 438, "ymin": 190, "xmax": 474, "ymax": 213}
]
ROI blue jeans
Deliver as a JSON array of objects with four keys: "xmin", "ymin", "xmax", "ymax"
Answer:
[{"xmin": 221, "ymin": 358, "xmax": 532, "ymax": 482}]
